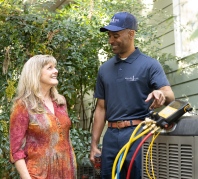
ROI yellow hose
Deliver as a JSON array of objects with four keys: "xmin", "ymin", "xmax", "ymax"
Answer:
[
  {"xmin": 112, "ymin": 123, "xmax": 153, "ymax": 179},
  {"xmin": 145, "ymin": 130, "xmax": 161, "ymax": 179}
]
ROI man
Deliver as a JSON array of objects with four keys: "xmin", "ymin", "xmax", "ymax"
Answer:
[{"xmin": 90, "ymin": 12, "xmax": 175, "ymax": 179}]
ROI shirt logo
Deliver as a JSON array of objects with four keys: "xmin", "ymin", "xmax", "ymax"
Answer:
[{"xmin": 125, "ymin": 76, "xmax": 139, "ymax": 81}]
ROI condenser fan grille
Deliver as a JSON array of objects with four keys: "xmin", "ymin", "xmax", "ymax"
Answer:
[{"xmin": 142, "ymin": 136, "xmax": 195, "ymax": 179}]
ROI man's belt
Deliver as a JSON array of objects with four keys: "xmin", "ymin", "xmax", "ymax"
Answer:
[{"xmin": 108, "ymin": 120, "xmax": 142, "ymax": 129}]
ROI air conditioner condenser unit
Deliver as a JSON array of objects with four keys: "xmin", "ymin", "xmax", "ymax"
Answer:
[{"xmin": 142, "ymin": 115, "xmax": 198, "ymax": 179}]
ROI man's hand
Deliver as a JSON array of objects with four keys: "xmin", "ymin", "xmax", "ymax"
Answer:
[
  {"xmin": 145, "ymin": 90, "xmax": 166, "ymax": 109},
  {"xmin": 90, "ymin": 146, "xmax": 101, "ymax": 165}
]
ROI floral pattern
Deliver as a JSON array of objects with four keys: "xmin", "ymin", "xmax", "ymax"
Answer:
[{"xmin": 10, "ymin": 100, "xmax": 77, "ymax": 179}]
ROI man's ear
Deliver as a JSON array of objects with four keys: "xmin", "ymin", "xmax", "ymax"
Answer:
[{"xmin": 128, "ymin": 30, "xmax": 135, "ymax": 39}]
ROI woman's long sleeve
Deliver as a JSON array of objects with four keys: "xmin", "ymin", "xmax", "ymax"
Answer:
[{"xmin": 10, "ymin": 101, "xmax": 29, "ymax": 163}]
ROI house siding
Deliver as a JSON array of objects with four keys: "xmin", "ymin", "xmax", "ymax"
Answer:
[{"xmin": 153, "ymin": 0, "xmax": 198, "ymax": 112}]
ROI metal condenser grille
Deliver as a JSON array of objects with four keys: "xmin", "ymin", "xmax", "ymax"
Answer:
[{"xmin": 142, "ymin": 135, "xmax": 195, "ymax": 179}]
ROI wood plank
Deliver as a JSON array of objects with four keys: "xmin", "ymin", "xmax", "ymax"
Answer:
[
  {"xmin": 153, "ymin": 0, "xmax": 172, "ymax": 9},
  {"xmin": 167, "ymin": 65, "xmax": 198, "ymax": 85},
  {"xmin": 159, "ymin": 44, "xmax": 175, "ymax": 55},
  {"xmin": 160, "ymin": 31, "xmax": 175, "ymax": 48},
  {"xmin": 165, "ymin": 52, "xmax": 198, "ymax": 73},
  {"xmin": 171, "ymin": 80, "xmax": 198, "ymax": 98}
]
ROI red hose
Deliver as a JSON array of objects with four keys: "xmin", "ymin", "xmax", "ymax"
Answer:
[{"xmin": 126, "ymin": 132, "xmax": 152, "ymax": 179}]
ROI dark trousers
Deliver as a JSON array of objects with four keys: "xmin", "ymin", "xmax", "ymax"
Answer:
[{"xmin": 101, "ymin": 126, "xmax": 142, "ymax": 179}]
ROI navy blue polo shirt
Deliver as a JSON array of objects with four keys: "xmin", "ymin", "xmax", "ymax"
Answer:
[{"xmin": 94, "ymin": 47, "xmax": 170, "ymax": 121}]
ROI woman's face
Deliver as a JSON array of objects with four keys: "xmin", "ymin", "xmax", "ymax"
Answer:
[{"xmin": 40, "ymin": 62, "xmax": 58, "ymax": 88}]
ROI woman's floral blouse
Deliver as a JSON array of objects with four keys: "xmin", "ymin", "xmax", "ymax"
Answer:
[{"xmin": 10, "ymin": 100, "xmax": 77, "ymax": 179}]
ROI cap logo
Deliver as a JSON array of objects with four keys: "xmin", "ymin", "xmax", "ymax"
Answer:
[
  {"xmin": 111, "ymin": 17, "xmax": 119, "ymax": 23},
  {"xmin": 100, "ymin": 12, "xmax": 138, "ymax": 32}
]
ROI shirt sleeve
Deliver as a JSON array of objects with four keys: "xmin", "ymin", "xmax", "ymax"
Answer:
[
  {"xmin": 94, "ymin": 68, "xmax": 105, "ymax": 99},
  {"xmin": 149, "ymin": 60, "xmax": 170, "ymax": 90},
  {"xmin": 9, "ymin": 101, "xmax": 29, "ymax": 163}
]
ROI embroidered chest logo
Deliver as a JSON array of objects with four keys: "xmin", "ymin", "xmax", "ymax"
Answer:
[{"xmin": 125, "ymin": 76, "xmax": 139, "ymax": 81}]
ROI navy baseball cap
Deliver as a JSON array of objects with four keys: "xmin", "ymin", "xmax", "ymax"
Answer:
[{"xmin": 100, "ymin": 12, "xmax": 138, "ymax": 32}]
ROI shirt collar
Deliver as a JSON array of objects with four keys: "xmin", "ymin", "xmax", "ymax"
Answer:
[{"xmin": 115, "ymin": 47, "xmax": 141, "ymax": 64}]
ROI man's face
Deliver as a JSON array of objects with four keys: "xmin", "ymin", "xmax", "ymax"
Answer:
[{"xmin": 107, "ymin": 29, "xmax": 134, "ymax": 57}]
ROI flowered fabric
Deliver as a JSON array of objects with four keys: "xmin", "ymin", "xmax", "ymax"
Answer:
[{"xmin": 10, "ymin": 100, "xmax": 77, "ymax": 179}]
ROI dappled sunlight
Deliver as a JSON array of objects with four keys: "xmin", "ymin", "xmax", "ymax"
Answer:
[
  {"xmin": 178, "ymin": 61, "xmax": 196, "ymax": 75},
  {"xmin": 173, "ymin": 0, "xmax": 198, "ymax": 58},
  {"xmin": 98, "ymin": 49, "xmax": 108, "ymax": 62},
  {"xmin": 141, "ymin": 0, "xmax": 154, "ymax": 16}
]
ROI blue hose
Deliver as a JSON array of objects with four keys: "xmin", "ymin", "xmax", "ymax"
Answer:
[{"xmin": 116, "ymin": 152, "xmax": 124, "ymax": 179}]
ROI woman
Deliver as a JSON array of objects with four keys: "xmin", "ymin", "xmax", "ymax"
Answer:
[{"xmin": 9, "ymin": 55, "xmax": 77, "ymax": 179}]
